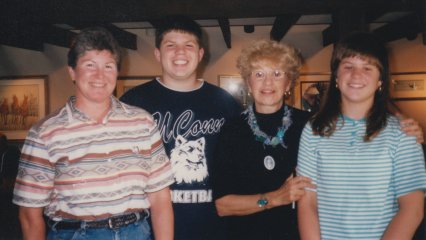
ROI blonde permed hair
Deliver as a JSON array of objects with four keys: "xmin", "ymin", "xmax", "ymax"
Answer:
[{"xmin": 236, "ymin": 39, "xmax": 303, "ymax": 88}]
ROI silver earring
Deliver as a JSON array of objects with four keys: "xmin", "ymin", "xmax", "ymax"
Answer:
[{"xmin": 284, "ymin": 91, "xmax": 291, "ymax": 98}]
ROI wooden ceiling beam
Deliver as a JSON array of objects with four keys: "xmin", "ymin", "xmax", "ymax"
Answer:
[
  {"xmin": 322, "ymin": 9, "xmax": 367, "ymax": 46},
  {"xmin": 423, "ymin": 0, "xmax": 426, "ymax": 44},
  {"xmin": 103, "ymin": 23, "xmax": 138, "ymax": 50},
  {"xmin": 373, "ymin": 14, "xmax": 421, "ymax": 42},
  {"xmin": 218, "ymin": 18, "xmax": 231, "ymax": 48},
  {"xmin": 270, "ymin": 14, "xmax": 301, "ymax": 42},
  {"xmin": 44, "ymin": 26, "xmax": 77, "ymax": 48},
  {"xmin": 67, "ymin": 23, "xmax": 138, "ymax": 50},
  {"xmin": 0, "ymin": 0, "xmax": 422, "ymax": 50},
  {"xmin": 1, "ymin": 0, "xmax": 410, "ymax": 24},
  {"xmin": 322, "ymin": 26, "xmax": 337, "ymax": 46},
  {"xmin": 418, "ymin": 0, "xmax": 426, "ymax": 44},
  {"xmin": 0, "ymin": 21, "xmax": 44, "ymax": 51},
  {"xmin": 148, "ymin": 20, "xmax": 162, "ymax": 29}
]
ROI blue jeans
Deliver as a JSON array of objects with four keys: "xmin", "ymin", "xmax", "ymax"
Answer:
[{"xmin": 47, "ymin": 217, "xmax": 152, "ymax": 240}]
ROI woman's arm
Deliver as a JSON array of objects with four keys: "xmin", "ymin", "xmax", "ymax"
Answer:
[
  {"xmin": 147, "ymin": 187, "xmax": 174, "ymax": 240},
  {"xmin": 215, "ymin": 175, "xmax": 315, "ymax": 216},
  {"xmin": 298, "ymin": 190, "xmax": 321, "ymax": 240},
  {"xmin": 215, "ymin": 194, "xmax": 269, "ymax": 216},
  {"xmin": 19, "ymin": 206, "xmax": 45, "ymax": 240},
  {"xmin": 382, "ymin": 190, "xmax": 424, "ymax": 240}
]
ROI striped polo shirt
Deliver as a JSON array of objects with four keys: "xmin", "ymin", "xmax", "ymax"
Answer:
[
  {"xmin": 13, "ymin": 96, "xmax": 174, "ymax": 221},
  {"xmin": 297, "ymin": 115, "xmax": 426, "ymax": 239}
]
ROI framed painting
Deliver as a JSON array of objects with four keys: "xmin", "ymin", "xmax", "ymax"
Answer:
[
  {"xmin": 116, "ymin": 76, "xmax": 155, "ymax": 98},
  {"xmin": 296, "ymin": 73, "xmax": 330, "ymax": 112},
  {"xmin": 0, "ymin": 75, "xmax": 48, "ymax": 140},
  {"xmin": 218, "ymin": 75, "xmax": 252, "ymax": 108},
  {"xmin": 390, "ymin": 72, "xmax": 426, "ymax": 100}
]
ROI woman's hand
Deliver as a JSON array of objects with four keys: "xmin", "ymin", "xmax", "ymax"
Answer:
[
  {"xmin": 265, "ymin": 174, "xmax": 316, "ymax": 208},
  {"xmin": 398, "ymin": 114, "xmax": 424, "ymax": 144}
]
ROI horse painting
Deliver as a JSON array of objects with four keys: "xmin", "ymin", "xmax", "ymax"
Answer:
[
  {"xmin": 19, "ymin": 95, "xmax": 29, "ymax": 126},
  {"xmin": 0, "ymin": 98, "xmax": 9, "ymax": 125}
]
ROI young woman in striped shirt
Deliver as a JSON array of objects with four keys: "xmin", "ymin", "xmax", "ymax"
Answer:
[{"xmin": 297, "ymin": 32, "xmax": 426, "ymax": 240}]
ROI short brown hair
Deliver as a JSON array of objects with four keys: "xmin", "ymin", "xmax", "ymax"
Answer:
[{"xmin": 68, "ymin": 27, "xmax": 122, "ymax": 70}]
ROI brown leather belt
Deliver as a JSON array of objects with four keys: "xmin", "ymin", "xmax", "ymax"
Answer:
[{"xmin": 50, "ymin": 211, "xmax": 147, "ymax": 230}]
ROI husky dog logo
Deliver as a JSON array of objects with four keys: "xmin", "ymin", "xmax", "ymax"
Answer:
[{"xmin": 170, "ymin": 135, "xmax": 208, "ymax": 184}]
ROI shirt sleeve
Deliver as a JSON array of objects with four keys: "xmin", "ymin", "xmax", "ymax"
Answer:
[
  {"xmin": 211, "ymin": 123, "xmax": 238, "ymax": 200},
  {"xmin": 296, "ymin": 123, "xmax": 318, "ymax": 192},
  {"xmin": 13, "ymin": 128, "xmax": 55, "ymax": 207},
  {"xmin": 145, "ymin": 126, "xmax": 174, "ymax": 193},
  {"xmin": 393, "ymin": 133, "xmax": 426, "ymax": 198}
]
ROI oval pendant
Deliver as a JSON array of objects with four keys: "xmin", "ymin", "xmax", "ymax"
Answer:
[{"xmin": 264, "ymin": 155, "xmax": 275, "ymax": 170}]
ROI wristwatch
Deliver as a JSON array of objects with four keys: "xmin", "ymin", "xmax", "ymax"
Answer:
[{"xmin": 257, "ymin": 195, "xmax": 268, "ymax": 208}]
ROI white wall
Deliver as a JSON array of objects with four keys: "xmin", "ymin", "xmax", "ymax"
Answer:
[{"xmin": 1, "ymin": 26, "xmax": 425, "ymax": 133}]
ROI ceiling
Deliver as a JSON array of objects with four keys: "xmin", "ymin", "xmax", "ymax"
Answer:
[{"xmin": 0, "ymin": 0, "xmax": 425, "ymax": 51}]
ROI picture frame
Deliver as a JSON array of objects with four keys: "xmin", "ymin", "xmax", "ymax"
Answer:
[
  {"xmin": 295, "ymin": 73, "xmax": 330, "ymax": 111},
  {"xmin": 390, "ymin": 72, "xmax": 426, "ymax": 100},
  {"xmin": 218, "ymin": 75, "xmax": 252, "ymax": 108},
  {"xmin": 116, "ymin": 76, "xmax": 155, "ymax": 98},
  {"xmin": 0, "ymin": 75, "xmax": 48, "ymax": 140}
]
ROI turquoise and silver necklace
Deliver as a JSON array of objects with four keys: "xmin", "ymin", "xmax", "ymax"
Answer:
[{"xmin": 245, "ymin": 105, "xmax": 293, "ymax": 148}]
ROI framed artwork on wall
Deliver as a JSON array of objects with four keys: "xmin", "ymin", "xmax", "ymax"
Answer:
[
  {"xmin": 116, "ymin": 76, "xmax": 155, "ymax": 98},
  {"xmin": 0, "ymin": 75, "xmax": 48, "ymax": 140},
  {"xmin": 218, "ymin": 75, "xmax": 252, "ymax": 108},
  {"xmin": 390, "ymin": 72, "xmax": 426, "ymax": 100},
  {"xmin": 295, "ymin": 73, "xmax": 330, "ymax": 112}
]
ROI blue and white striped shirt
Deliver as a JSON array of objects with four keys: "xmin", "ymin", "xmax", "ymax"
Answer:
[{"xmin": 297, "ymin": 115, "xmax": 426, "ymax": 240}]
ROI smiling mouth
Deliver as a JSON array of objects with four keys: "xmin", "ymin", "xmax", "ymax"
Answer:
[
  {"xmin": 90, "ymin": 83, "xmax": 106, "ymax": 88},
  {"xmin": 173, "ymin": 60, "xmax": 188, "ymax": 65},
  {"xmin": 348, "ymin": 83, "xmax": 364, "ymax": 88}
]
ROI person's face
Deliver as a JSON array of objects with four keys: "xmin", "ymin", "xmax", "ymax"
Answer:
[
  {"xmin": 68, "ymin": 50, "xmax": 118, "ymax": 107},
  {"xmin": 336, "ymin": 56, "xmax": 381, "ymax": 109},
  {"xmin": 247, "ymin": 61, "xmax": 291, "ymax": 114},
  {"xmin": 154, "ymin": 31, "xmax": 204, "ymax": 82}
]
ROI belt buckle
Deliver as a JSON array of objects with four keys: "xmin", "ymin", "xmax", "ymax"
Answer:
[
  {"xmin": 108, "ymin": 218, "xmax": 114, "ymax": 229},
  {"xmin": 108, "ymin": 214, "xmax": 125, "ymax": 229},
  {"xmin": 107, "ymin": 212, "xmax": 139, "ymax": 229}
]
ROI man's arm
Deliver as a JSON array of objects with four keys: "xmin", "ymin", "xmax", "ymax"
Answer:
[
  {"xmin": 382, "ymin": 190, "xmax": 424, "ymax": 240},
  {"xmin": 18, "ymin": 206, "xmax": 45, "ymax": 240},
  {"xmin": 298, "ymin": 190, "xmax": 321, "ymax": 240},
  {"xmin": 147, "ymin": 187, "xmax": 174, "ymax": 240},
  {"xmin": 398, "ymin": 116, "xmax": 424, "ymax": 144}
]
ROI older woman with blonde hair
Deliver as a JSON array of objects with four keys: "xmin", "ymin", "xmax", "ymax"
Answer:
[{"xmin": 212, "ymin": 39, "xmax": 315, "ymax": 239}]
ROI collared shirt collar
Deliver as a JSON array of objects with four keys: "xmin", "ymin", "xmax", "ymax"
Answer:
[{"xmin": 65, "ymin": 96, "xmax": 131, "ymax": 123}]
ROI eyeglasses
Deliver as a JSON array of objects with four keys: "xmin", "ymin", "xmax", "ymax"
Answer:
[{"xmin": 251, "ymin": 70, "xmax": 286, "ymax": 81}]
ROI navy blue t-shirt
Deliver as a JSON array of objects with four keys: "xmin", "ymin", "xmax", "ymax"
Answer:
[{"xmin": 120, "ymin": 78, "xmax": 241, "ymax": 240}]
